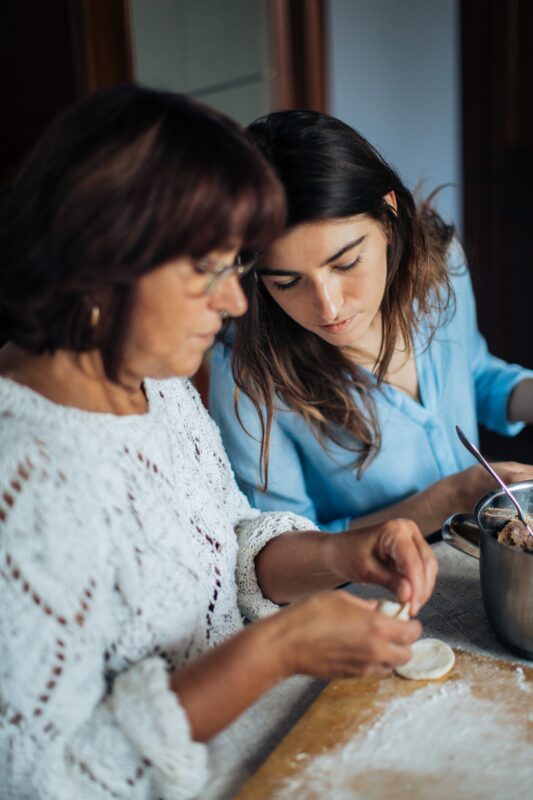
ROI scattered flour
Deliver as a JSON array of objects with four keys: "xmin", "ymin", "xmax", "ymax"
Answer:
[
  {"xmin": 515, "ymin": 667, "xmax": 533, "ymax": 694},
  {"xmin": 276, "ymin": 680, "xmax": 533, "ymax": 799}
]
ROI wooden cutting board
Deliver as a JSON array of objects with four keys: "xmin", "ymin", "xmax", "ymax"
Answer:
[{"xmin": 235, "ymin": 649, "xmax": 533, "ymax": 799}]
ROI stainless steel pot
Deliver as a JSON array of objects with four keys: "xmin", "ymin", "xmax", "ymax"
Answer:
[{"xmin": 442, "ymin": 480, "xmax": 533, "ymax": 660}]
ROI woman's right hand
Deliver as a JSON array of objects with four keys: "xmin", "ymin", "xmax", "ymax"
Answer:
[
  {"xmin": 454, "ymin": 461, "xmax": 533, "ymax": 510},
  {"xmin": 272, "ymin": 590, "xmax": 422, "ymax": 680}
]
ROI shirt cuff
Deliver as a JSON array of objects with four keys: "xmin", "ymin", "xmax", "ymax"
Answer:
[{"xmin": 236, "ymin": 511, "xmax": 318, "ymax": 620}]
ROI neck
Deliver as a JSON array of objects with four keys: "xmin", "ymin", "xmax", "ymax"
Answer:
[
  {"xmin": 343, "ymin": 312, "xmax": 384, "ymax": 370},
  {"xmin": 343, "ymin": 313, "xmax": 414, "ymax": 380},
  {"xmin": 0, "ymin": 344, "xmax": 148, "ymax": 415}
]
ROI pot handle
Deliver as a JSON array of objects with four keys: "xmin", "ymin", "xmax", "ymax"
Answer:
[{"xmin": 441, "ymin": 513, "xmax": 481, "ymax": 560}]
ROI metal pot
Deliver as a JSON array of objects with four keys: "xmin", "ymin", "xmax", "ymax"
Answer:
[{"xmin": 442, "ymin": 480, "xmax": 533, "ymax": 660}]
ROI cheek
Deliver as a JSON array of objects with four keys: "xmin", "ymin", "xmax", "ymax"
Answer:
[
  {"xmin": 265, "ymin": 286, "xmax": 308, "ymax": 326},
  {"xmin": 348, "ymin": 263, "xmax": 387, "ymax": 310},
  {"xmin": 130, "ymin": 298, "xmax": 192, "ymax": 355}
]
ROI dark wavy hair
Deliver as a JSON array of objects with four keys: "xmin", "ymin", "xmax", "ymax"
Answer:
[
  {"xmin": 0, "ymin": 84, "xmax": 285, "ymax": 380},
  {"xmin": 228, "ymin": 110, "xmax": 455, "ymax": 488}
]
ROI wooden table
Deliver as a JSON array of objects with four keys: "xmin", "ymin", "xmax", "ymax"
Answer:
[
  {"xmin": 235, "ymin": 541, "xmax": 533, "ymax": 799},
  {"xmin": 236, "ymin": 649, "xmax": 533, "ymax": 799}
]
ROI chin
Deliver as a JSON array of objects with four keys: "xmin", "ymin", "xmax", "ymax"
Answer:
[
  {"xmin": 153, "ymin": 356, "xmax": 203, "ymax": 380},
  {"xmin": 175, "ymin": 362, "xmax": 202, "ymax": 379},
  {"xmin": 184, "ymin": 356, "xmax": 205, "ymax": 378},
  {"xmin": 316, "ymin": 330, "xmax": 360, "ymax": 348}
]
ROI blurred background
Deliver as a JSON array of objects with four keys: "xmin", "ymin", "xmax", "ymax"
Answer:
[{"xmin": 2, "ymin": 0, "xmax": 532, "ymax": 460}]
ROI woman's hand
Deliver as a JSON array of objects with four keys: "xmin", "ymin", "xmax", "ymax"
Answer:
[
  {"xmin": 326, "ymin": 519, "xmax": 438, "ymax": 615},
  {"xmin": 172, "ymin": 589, "xmax": 421, "ymax": 740},
  {"xmin": 273, "ymin": 590, "xmax": 422, "ymax": 679},
  {"xmin": 454, "ymin": 462, "xmax": 533, "ymax": 511}
]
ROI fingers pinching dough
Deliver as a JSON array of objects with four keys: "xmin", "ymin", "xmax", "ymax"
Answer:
[
  {"xmin": 378, "ymin": 600, "xmax": 410, "ymax": 621},
  {"xmin": 378, "ymin": 600, "xmax": 455, "ymax": 680}
]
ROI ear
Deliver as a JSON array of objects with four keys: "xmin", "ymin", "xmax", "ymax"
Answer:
[{"xmin": 384, "ymin": 191, "xmax": 398, "ymax": 215}]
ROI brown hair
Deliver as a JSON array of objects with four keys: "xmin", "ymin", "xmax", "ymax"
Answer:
[
  {"xmin": 0, "ymin": 84, "xmax": 285, "ymax": 380},
  {"xmin": 228, "ymin": 111, "xmax": 455, "ymax": 488}
]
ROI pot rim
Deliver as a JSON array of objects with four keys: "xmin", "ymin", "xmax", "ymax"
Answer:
[{"xmin": 473, "ymin": 479, "xmax": 533, "ymax": 556}]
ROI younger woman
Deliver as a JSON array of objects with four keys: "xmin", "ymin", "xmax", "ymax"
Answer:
[{"xmin": 210, "ymin": 110, "xmax": 533, "ymax": 534}]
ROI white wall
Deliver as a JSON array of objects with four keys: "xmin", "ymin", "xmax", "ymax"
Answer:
[
  {"xmin": 130, "ymin": 0, "xmax": 276, "ymax": 126},
  {"xmin": 327, "ymin": 0, "xmax": 461, "ymax": 230}
]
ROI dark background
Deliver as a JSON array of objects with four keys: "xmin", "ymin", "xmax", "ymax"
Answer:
[{"xmin": 2, "ymin": 0, "xmax": 532, "ymax": 458}]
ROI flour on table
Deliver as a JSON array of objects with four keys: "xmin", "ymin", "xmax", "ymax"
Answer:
[
  {"xmin": 275, "ymin": 678, "xmax": 533, "ymax": 799},
  {"xmin": 516, "ymin": 667, "xmax": 533, "ymax": 695}
]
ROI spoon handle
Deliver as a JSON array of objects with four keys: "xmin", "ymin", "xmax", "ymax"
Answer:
[{"xmin": 455, "ymin": 425, "xmax": 528, "ymax": 525}]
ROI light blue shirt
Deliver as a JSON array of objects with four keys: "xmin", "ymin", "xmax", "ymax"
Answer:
[{"xmin": 209, "ymin": 242, "xmax": 532, "ymax": 532}]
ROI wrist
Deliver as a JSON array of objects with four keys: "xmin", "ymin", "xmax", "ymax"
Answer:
[
  {"xmin": 323, "ymin": 528, "xmax": 372, "ymax": 585},
  {"xmin": 424, "ymin": 472, "xmax": 463, "ymax": 522},
  {"xmin": 455, "ymin": 466, "xmax": 483, "ymax": 512},
  {"xmin": 255, "ymin": 607, "xmax": 300, "ymax": 682},
  {"xmin": 320, "ymin": 530, "xmax": 353, "ymax": 584}
]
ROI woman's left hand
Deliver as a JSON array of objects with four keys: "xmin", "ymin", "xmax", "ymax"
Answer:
[{"xmin": 327, "ymin": 518, "xmax": 438, "ymax": 615}]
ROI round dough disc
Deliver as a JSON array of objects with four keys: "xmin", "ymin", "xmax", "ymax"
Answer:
[
  {"xmin": 395, "ymin": 638, "xmax": 455, "ymax": 681},
  {"xmin": 378, "ymin": 600, "xmax": 410, "ymax": 621}
]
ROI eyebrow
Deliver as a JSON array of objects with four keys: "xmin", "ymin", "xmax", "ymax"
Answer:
[{"xmin": 258, "ymin": 235, "xmax": 366, "ymax": 277}]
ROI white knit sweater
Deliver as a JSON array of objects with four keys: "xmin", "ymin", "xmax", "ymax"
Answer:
[{"xmin": 0, "ymin": 376, "xmax": 317, "ymax": 800}]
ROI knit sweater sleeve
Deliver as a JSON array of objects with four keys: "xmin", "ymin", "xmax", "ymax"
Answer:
[
  {"xmin": 194, "ymin": 388, "xmax": 318, "ymax": 621},
  {"xmin": 0, "ymin": 435, "xmax": 207, "ymax": 800}
]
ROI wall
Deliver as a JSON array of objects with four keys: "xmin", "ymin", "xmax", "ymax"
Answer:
[
  {"xmin": 130, "ymin": 0, "xmax": 276, "ymax": 126},
  {"xmin": 327, "ymin": 0, "xmax": 461, "ymax": 230}
]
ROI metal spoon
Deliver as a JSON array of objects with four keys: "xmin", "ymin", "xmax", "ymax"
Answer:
[{"xmin": 455, "ymin": 425, "xmax": 533, "ymax": 536}]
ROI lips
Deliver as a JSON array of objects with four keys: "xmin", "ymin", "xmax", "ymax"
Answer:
[{"xmin": 318, "ymin": 315, "xmax": 356, "ymax": 335}]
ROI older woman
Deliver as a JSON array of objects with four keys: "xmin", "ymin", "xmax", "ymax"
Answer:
[{"xmin": 0, "ymin": 86, "xmax": 436, "ymax": 800}]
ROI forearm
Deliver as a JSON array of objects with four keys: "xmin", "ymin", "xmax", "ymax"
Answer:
[
  {"xmin": 254, "ymin": 529, "xmax": 345, "ymax": 604},
  {"xmin": 508, "ymin": 378, "xmax": 533, "ymax": 423},
  {"xmin": 348, "ymin": 477, "xmax": 457, "ymax": 537},
  {"xmin": 171, "ymin": 615, "xmax": 285, "ymax": 742},
  {"xmin": 254, "ymin": 493, "xmax": 448, "ymax": 600}
]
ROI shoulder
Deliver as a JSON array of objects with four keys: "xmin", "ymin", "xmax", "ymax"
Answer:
[
  {"xmin": 209, "ymin": 341, "xmax": 233, "ymax": 384},
  {"xmin": 445, "ymin": 236, "xmax": 467, "ymax": 272},
  {"xmin": 147, "ymin": 376, "xmax": 231, "ymax": 460},
  {"xmin": 444, "ymin": 237, "xmax": 477, "ymax": 309},
  {"xmin": 147, "ymin": 375, "xmax": 210, "ymax": 418},
  {"xmin": 0, "ymin": 420, "xmax": 113, "ymax": 607},
  {"xmin": 0, "ymin": 381, "xmax": 118, "ymax": 569},
  {"xmin": 209, "ymin": 342, "xmax": 239, "ymax": 415}
]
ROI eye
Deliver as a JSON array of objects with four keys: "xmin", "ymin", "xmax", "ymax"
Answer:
[
  {"xmin": 334, "ymin": 256, "xmax": 362, "ymax": 272},
  {"xmin": 272, "ymin": 277, "xmax": 301, "ymax": 291}
]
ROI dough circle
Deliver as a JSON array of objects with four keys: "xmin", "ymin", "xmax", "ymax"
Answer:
[{"xmin": 394, "ymin": 638, "xmax": 455, "ymax": 681}]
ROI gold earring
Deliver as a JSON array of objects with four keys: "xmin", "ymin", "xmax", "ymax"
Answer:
[{"xmin": 90, "ymin": 305, "xmax": 100, "ymax": 327}]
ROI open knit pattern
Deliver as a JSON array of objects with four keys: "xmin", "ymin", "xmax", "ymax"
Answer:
[{"xmin": 0, "ymin": 376, "xmax": 317, "ymax": 800}]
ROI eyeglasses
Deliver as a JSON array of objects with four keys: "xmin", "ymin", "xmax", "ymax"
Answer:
[{"xmin": 191, "ymin": 252, "xmax": 258, "ymax": 295}]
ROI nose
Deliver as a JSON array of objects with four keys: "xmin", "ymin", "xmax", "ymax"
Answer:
[
  {"xmin": 210, "ymin": 272, "xmax": 248, "ymax": 318},
  {"xmin": 311, "ymin": 275, "xmax": 343, "ymax": 320}
]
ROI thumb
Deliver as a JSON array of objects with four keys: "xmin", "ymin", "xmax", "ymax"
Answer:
[
  {"xmin": 349, "ymin": 596, "xmax": 381, "ymax": 611},
  {"xmin": 368, "ymin": 561, "xmax": 410, "ymax": 599}
]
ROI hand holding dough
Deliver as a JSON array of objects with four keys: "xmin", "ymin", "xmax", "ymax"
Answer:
[
  {"xmin": 378, "ymin": 600, "xmax": 455, "ymax": 680},
  {"xmin": 378, "ymin": 600, "xmax": 410, "ymax": 621}
]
